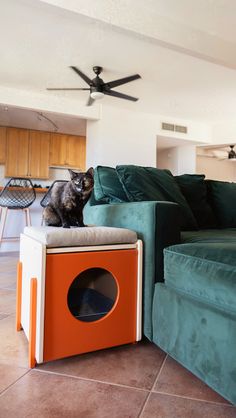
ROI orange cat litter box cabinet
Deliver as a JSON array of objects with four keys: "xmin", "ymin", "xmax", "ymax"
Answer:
[{"xmin": 16, "ymin": 226, "xmax": 142, "ymax": 367}]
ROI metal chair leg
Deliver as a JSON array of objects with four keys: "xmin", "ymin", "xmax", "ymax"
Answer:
[
  {"xmin": 0, "ymin": 207, "xmax": 8, "ymax": 243},
  {"xmin": 24, "ymin": 208, "xmax": 32, "ymax": 227}
]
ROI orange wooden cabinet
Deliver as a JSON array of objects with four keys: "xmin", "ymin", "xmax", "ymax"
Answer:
[
  {"xmin": 5, "ymin": 128, "xmax": 50, "ymax": 179},
  {"xmin": 49, "ymin": 133, "xmax": 86, "ymax": 170},
  {"xmin": 0, "ymin": 126, "xmax": 7, "ymax": 163}
]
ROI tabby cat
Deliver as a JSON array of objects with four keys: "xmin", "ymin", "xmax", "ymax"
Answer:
[{"xmin": 43, "ymin": 167, "xmax": 94, "ymax": 228}]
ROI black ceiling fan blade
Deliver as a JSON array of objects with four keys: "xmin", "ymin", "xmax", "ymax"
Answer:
[
  {"xmin": 70, "ymin": 66, "xmax": 93, "ymax": 86},
  {"xmin": 86, "ymin": 95, "xmax": 95, "ymax": 106},
  {"xmin": 104, "ymin": 90, "xmax": 138, "ymax": 102},
  {"xmin": 104, "ymin": 74, "xmax": 141, "ymax": 89},
  {"xmin": 47, "ymin": 88, "xmax": 90, "ymax": 91}
]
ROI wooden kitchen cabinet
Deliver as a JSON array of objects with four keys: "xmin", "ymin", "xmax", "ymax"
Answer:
[
  {"xmin": 0, "ymin": 127, "xmax": 7, "ymax": 163},
  {"xmin": 50, "ymin": 133, "xmax": 86, "ymax": 170},
  {"xmin": 29, "ymin": 131, "xmax": 50, "ymax": 178},
  {"xmin": 5, "ymin": 128, "xmax": 50, "ymax": 179}
]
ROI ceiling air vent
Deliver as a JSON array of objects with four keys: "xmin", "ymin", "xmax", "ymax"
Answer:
[
  {"xmin": 161, "ymin": 122, "xmax": 175, "ymax": 131},
  {"xmin": 161, "ymin": 122, "xmax": 188, "ymax": 134},
  {"xmin": 175, "ymin": 124, "xmax": 188, "ymax": 134}
]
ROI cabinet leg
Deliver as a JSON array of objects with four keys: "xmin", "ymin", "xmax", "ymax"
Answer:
[
  {"xmin": 16, "ymin": 261, "xmax": 23, "ymax": 331},
  {"xmin": 29, "ymin": 277, "xmax": 37, "ymax": 368}
]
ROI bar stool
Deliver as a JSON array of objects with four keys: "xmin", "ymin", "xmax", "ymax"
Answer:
[
  {"xmin": 40, "ymin": 180, "xmax": 68, "ymax": 225},
  {"xmin": 0, "ymin": 178, "xmax": 36, "ymax": 243},
  {"xmin": 40, "ymin": 180, "xmax": 68, "ymax": 208}
]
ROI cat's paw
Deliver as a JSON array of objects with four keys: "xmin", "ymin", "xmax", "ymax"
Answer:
[{"xmin": 62, "ymin": 223, "xmax": 70, "ymax": 229}]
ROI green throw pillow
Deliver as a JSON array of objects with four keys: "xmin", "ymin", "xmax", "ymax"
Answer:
[
  {"xmin": 116, "ymin": 165, "xmax": 198, "ymax": 230},
  {"xmin": 94, "ymin": 166, "xmax": 129, "ymax": 204},
  {"xmin": 206, "ymin": 180, "xmax": 236, "ymax": 228},
  {"xmin": 175, "ymin": 174, "xmax": 217, "ymax": 229}
]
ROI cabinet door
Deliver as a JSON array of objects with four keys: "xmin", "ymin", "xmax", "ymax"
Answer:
[
  {"xmin": 0, "ymin": 127, "xmax": 6, "ymax": 163},
  {"xmin": 29, "ymin": 131, "xmax": 50, "ymax": 179},
  {"xmin": 49, "ymin": 133, "xmax": 67, "ymax": 166},
  {"xmin": 66, "ymin": 135, "xmax": 86, "ymax": 170},
  {"xmin": 5, "ymin": 128, "xmax": 29, "ymax": 177}
]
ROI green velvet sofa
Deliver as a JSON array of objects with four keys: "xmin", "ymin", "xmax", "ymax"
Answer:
[{"xmin": 84, "ymin": 165, "xmax": 236, "ymax": 404}]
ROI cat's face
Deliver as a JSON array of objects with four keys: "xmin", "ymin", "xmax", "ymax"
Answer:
[{"xmin": 69, "ymin": 168, "xmax": 94, "ymax": 194}]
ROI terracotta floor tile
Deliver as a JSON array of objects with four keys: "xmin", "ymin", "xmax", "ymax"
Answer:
[
  {"xmin": 0, "ymin": 289, "xmax": 16, "ymax": 315},
  {"xmin": 0, "ymin": 254, "xmax": 17, "ymax": 289},
  {"xmin": 0, "ymin": 315, "xmax": 28, "ymax": 367},
  {"xmin": 0, "ymin": 252, "xmax": 19, "ymax": 258},
  {"xmin": 154, "ymin": 356, "xmax": 229, "ymax": 404},
  {"xmin": 140, "ymin": 392, "xmax": 236, "ymax": 418},
  {"xmin": 0, "ymin": 274, "xmax": 17, "ymax": 291},
  {"xmin": 38, "ymin": 340, "xmax": 166, "ymax": 389},
  {"xmin": 0, "ymin": 363, "xmax": 29, "ymax": 393},
  {"xmin": 0, "ymin": 313, "xmax": 9, "ymax": 320},
  {"xmin": 0, "ymin": 370, "xmax": 148, "ymax": 418}
]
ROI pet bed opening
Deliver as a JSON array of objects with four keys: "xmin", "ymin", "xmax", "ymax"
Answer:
[{"xmin": 67, "ymin": 268, "xmax": 118, "ymax": 322}]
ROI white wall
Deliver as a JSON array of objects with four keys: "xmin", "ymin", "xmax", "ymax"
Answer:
[
  {"xmin": 157, "ymin": 146, "xmax": 196, "ymax": 175},
  {"xmin": 86, "ymin": 105, "xmax": 211, "ymax": 168},
  {"xmin": 86, "ymin": 105, "xmax": 158, "ymax": 167},
  {"xmin": 196, "ymin": 156, "xmax": 236, "ymax": 181},
  {"xmin": 211, "ymin": 122, "xmax": 236, "ymax": 144}
]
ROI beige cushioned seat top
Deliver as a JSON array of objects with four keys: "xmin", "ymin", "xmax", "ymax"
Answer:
[{"xmin": 23, "ymin": 226, "xmax": 137, "ymax": 248}]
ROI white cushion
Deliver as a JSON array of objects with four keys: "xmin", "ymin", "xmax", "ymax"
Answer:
[{"xmin": 23, "ymin": 226, "xmax": 137, "ymax": 248}]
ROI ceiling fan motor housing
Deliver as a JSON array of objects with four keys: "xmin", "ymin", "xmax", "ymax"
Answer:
[{"xmin": 228, "ymin": 145, "xmax": 236, "ymax": 159}]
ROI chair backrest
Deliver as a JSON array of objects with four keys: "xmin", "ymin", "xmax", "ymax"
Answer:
[
  {"xmin": 40, "ymin": 180, "xmax": 68, "ymax": 208},
  {"xmin": 0, "ymin": 178, "xmax": 36, "ymax": 209}
]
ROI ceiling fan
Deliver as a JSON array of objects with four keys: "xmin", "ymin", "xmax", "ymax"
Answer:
[
  {"xmin": 47, "ymin": 66, "xmax": 141, "ymax": 106},
  {"xmin": 228, "ymin": 145, "xmax": 236, "ymax": 159},
  {"xmin": 210, "ymin": 144, "xmax": 236, "ymax": 160}
]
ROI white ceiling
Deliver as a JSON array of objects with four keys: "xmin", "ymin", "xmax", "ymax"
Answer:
[
  {"xmin": 157, "ymin": 135, "xmax": 204, "ymax": 150},
  {"xmin": 0, "ymin": 105, "xmax": 86, "ymax": 135},
  {"xmin": 1, "ymin": 0, "xmax": 236, "ymax": 126}
]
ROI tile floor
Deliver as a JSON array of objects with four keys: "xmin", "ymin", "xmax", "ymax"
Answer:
[{"xmin": 0, "ymin": 252, "xmax": 236, "ymax": 418}]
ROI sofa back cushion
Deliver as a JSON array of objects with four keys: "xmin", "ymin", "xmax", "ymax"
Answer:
[
  {"xmin": 207, "ymin": 180, "xmax": 236, "ymax": 227},
  {"xmin": 94, "ymin": 166, "xmax": 129, "ymax": 204},
  {"xmin": 116, "ymin": 165, "xmax": 198, "ymax": 230},
  {"xmin": 175, "ymin": 174, "xmax": 217, "ymax": 229}
]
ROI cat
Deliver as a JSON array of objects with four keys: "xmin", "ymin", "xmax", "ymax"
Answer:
[{"xmin": 43, "ymin": 167, "xmax": 94, "ymax": 228}]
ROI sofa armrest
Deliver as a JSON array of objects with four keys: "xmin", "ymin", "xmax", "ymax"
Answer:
[{"xmin": 84, "ymin": 200, "xmax": 180, "ymax": 340}]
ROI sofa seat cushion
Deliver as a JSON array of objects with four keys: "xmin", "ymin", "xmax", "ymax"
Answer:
[
  {"xmin": 181, "ymin": 228, "xmax": 236, "ymax": 244},
  {"xmin": 164, "ymin": 242, "xmax": 236, "ymax": 313}
]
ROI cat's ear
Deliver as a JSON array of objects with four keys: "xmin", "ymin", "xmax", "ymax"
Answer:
[
  {"xmin": 68, "ymin": 169, "xmax": 77, "ymax": 180},
  {"xmin": 86, "ymin": 167, "xmax": 94, "ymax": 177}
]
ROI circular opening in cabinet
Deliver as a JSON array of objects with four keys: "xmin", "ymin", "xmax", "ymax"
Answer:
[{"xmin": 67, "ymin": 268, "xmax": 118, "ymax": 322}]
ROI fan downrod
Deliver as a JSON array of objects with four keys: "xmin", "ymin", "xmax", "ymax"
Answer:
[{"xmin": 93, "ymin": 66, "xmax": 103, "ymax": 76}]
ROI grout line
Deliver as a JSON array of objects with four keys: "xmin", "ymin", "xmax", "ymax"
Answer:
[
  {"xmin": 0, "ymin": 312, "xmax": 14, "ymax": 315},
  {"xmin": 137, "ymin": 354, "xmax": 168, "ymax": 418},
  {"xmin": 31, "ymin": 368, "xmax": 150, "ymax": 393},
  {"xmin": 0, "ymin": 369, "xmax": 31, "ymax": 398},
  {"xmin": 151, "ymin": 389, "xmax": 234, "ymax": 407}
]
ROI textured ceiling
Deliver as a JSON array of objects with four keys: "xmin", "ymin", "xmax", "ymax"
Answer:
[{"xmin": 0, "ymin": 0, "xmax": 236, "ymax": 124}]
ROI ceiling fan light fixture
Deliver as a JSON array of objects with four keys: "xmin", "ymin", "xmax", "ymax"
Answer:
[{"xmin": 90, "ymin": 91, "xmax": 105, "ymax": 100}]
